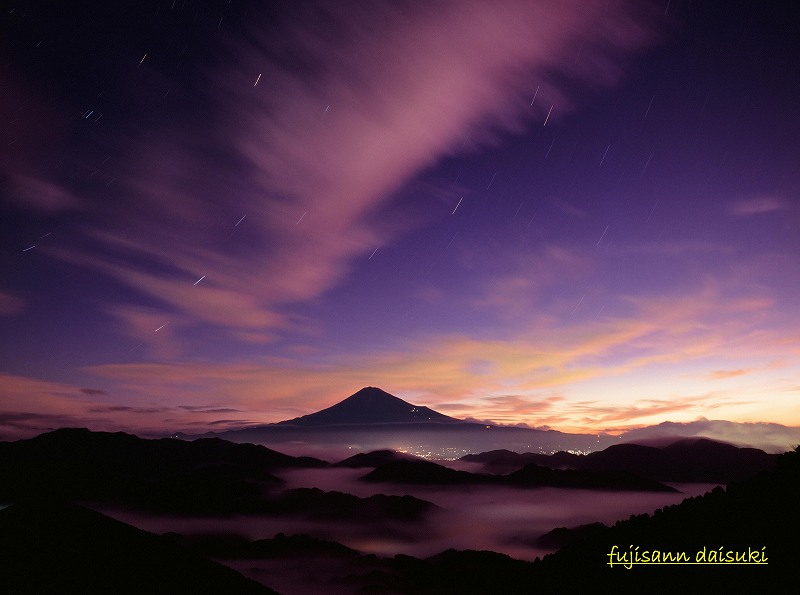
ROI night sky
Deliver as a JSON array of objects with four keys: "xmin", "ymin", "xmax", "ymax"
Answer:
[{"xmin": 2, "ymin": 0, "xmax": 799, "ymax": 440}]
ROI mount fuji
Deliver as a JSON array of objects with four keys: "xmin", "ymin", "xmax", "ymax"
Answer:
[
  {"xmin": 276, "ymin": 386, "xmax": 461, "ymax": 426},
  {"xmin": 179, "ymin": 387, "xmax": 619, "ymax": 456}
]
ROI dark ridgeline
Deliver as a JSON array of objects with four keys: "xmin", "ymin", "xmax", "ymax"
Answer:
[
  {"xmin": 276, "ymin": 386, "xmax": 462, "ymax": 426},
  {"xmin": 264, "ymin": 487, "xmax": 436, "ymax": 521},
  {"xmin": 503, "ymin": 463, "xmax": 678, "ymax": 492},
  {"xmin": 333, "ymin": 448, "xmax": 417, "ymax": 468},
  {"xmin": 460, "ymin": 448, "xmax": 581, "ymax": 473},
  {"xmin": 0, "ymin": 500, "xmax": 275, "ymax": 595},
  {"xmin": 362, "ymin": 458, "xmax": 677, "ymax": 492},
  {"xmin": 168, "ymin": 531, "xmax": 362, "ymax": 560},
  {"xmin": 576, "ymin": 438, "xmax": 775, "ymax": 482},
  {"xmin": 461, "ymin": 438, "xmax": 777, "ymax": 483},
  {"xmin": 0, "ymin": 427, "xmax": 323, "ymax": 516},
  {"xmin": 0, "ymin": 428, "xmax": 434, "ymax": 521},
  {"xmin": 363, "ymin": 458, "xmax": 495, "ymax": 486}
]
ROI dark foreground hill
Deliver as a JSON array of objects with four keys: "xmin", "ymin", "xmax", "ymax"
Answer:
[
  {"xmin": 163, "ymin": 447, "xmax": 800, "ymax": 592},
  {"xmin": 525, "ymin": 446, "xmax": 800, "ymax": 592},
  {"xmin": 334, "ymin": 448, "xmax": 417, "ymax": 468},
  {"xmin": 0, "ymin": 428, "xmax": 323, "ymax": 514},
  {"xmin": 0, "ymin": 500, "xmax": 275, "ymax": 595},
  {"xmin": 462, "ymin": 438, "xmax": 777, "ymax": 483},
  {"xmin": 576, "ymin": 438, "xmax": 775, "ymax": 482},
  {"xmin": 0, "ymin": 429, "xmax": 434, "ymax": 521},
  {"xmin": 362, "ymin": 458, "xmax": 677, "ymax": 492}
]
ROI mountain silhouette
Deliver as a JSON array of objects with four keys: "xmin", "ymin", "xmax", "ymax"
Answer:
[
  {"xmin": 524, "ymin": 446, "xmax": 800, "ymax": 592},
  {"xmin": 0, "ymin": 429, "xmax": 439, "ymax": 521},
  {"xmin": 461, "ymin": 438, "xmax": 776, "ymax": 483},
  {"xmin": 363, "ymin": 459, "xmax": 676, "ymax": 492},
  {"xmin": 363, "ymin": 459, "xmax": 494, "ymax": 485},
  {"xmin": 269, "ymin": 487, "xmax": 436, "ymax": 521},
  {"xmin": 618, "ymin": 418, "xmax": 800, "ymax": 453},
  {"xmin": 0, "ymin": 428, "xmax": 330, "ymax": 515},
  {"xmin": 277, "ymin": 386, "xmax": 461, "ymax": 426},
  {"xmin": 504, "ymin": 463, "xmax": 677, "ymax": 492},
  {"xmin": 461, "ymin": 449, "xmax": 579, "ymax": 473},
  {"xmin": 334, "ymin": 449, "xmax": 418, "ymax": 468},
  {"xmin": 179, "ymin": 387, "xmax": 635, "ymax": 454},
  {"xmin": 170, "ymin": 531, "xmax": 362, "ymax": 561},
  {"xmin": 0, "ymin": 500, "xmax": 275, "ymax": 594},
  {"xmin": 580, "ymin": 438, "xmax": 774, "ymax": 482}
]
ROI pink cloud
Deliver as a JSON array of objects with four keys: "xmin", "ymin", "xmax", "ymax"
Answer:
[
  {"xmin": 6, "ymin": 174, "xmax": 81, "ymax": 214},
  {"xmin": 731, "ymin": 196, "xmax": 789, "ymax": 216},
  {"xmin": 49, "ymin": 1, "xmax": 657, "ymax": 336},
  {"xmin": 560, "ymin": 394, "xmax": 730, "ymax": 428},
  {"xmin": 709, "ymin": 369, "xmax": 751, "ymax": 380}
]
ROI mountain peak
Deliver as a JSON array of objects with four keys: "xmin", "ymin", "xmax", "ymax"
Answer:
[
  {"xmin": 277, "ymin": 387, "xmax": 461, "ymax": 427},
  {"xmin": 350, "ymin": 386, "xmax": 396, "ymax": 400}
]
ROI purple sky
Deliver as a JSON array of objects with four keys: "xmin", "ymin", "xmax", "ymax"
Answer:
[{"xmin": 2, "ymin": 0, "xmax": 799, "ymax": 439}]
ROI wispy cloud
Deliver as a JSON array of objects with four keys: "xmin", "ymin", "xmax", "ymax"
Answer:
[
  {"xmin": 80, "ymin": 388, "xmax": 108, "ymax": 396},
  {"xmin": 560, "ymin": 393, "xmax": 731, "ymax": 428},
  {"xmin": 41, "ymin": 1, "xmax": 656, "ymax": 341},
  {"xmin": 709, "ymin": 369, "xmax": 751, "ymax": 380},
  {"xmin": 6, "ymin": 174, "xmax": 81, "ymax": 214},
  {"xmin": 730, "ymin": 196, "xmax": 789, "ymax": 216}
]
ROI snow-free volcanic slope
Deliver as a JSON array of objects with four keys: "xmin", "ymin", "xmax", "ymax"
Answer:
[{"xmin": 277, "ymin": 387, "xmax": 461, "ymax": 426}]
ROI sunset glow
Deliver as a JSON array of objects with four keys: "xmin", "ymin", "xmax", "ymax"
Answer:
[{"xmin": 2, "ymin": 1, "xmax": 798, "ymax": 442}]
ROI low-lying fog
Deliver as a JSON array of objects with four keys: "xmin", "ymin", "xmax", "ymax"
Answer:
[
  {"xmin": 100, "ymin": 460, "xmax": 717, "ymax": 562},
  {"xmin": 276, "ymin": 464, "xmax": 716, "ymax": 560}
]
